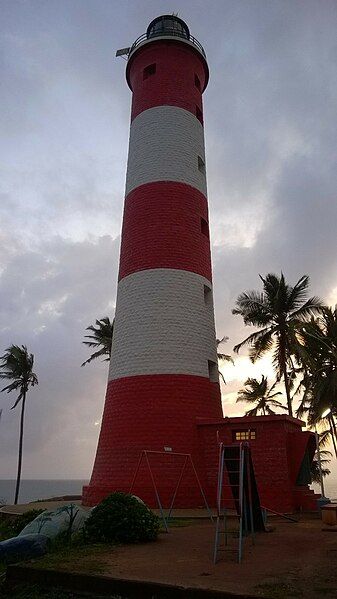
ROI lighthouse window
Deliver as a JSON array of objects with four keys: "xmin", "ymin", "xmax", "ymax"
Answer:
[
  {"xmin": 204, "ymin": 285, "xmax": 211, "ymax": 306},
  {"xmin": 143, "ymin": 63, "xmax": 156, "ymax": 80},
  {"xmin": 233, "ymin": 430, "xmax": 256, "ymax": 442},
  {"xmin": 208, "ymin": 360, "xmax": 218, "ymax": 382},
  {"xmin": 195, "ymin": 74, "xmax": 201, "ymax": 90},
  {"xmin": 198, "ymin": 156, "xmax": 205, "ymax": 174},
  {"xmin": 200, "ymin": 217, "xmax": 209, "ymax": 238},
  {"xmin": 195, "ymin": 105, "xmax": 203, "ymax": 124}
]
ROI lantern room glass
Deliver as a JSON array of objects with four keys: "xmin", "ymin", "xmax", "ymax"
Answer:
[{"xmin": 147, "ymin": 15, "xmax": 190, "ymax": 40}]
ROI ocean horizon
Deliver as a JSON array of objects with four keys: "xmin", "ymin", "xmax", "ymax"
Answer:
[
  {"xmin": 0, "ymin": 479, "xmax": 88, "ymax": 505},
  {"xmin": 0, "ymin": 475, "xmax": 336, "ymax": 506}
]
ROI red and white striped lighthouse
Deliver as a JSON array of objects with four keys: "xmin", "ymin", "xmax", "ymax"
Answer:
[{"xmin": 83, "ymin": 15, "xmax": 223, "ymax": 507}]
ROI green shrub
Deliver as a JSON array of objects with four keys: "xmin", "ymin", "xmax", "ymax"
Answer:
[
  {"xmin": 85, "ymin": 492, "xmax": 160, "ymax": 544},
  {"xmin": 10, "ymin": 509, "xmax": 46, "ymax": 537},
  {"xmin": 0, "ymin": 509, "xmax": 45, "ymax": 541}
]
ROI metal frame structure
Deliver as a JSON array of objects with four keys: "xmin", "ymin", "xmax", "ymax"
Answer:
[
  {"xmin": 213, "ymin": 442, "xmax": 255, "ymax": 564},
  {"xmin": 129, "ymin": 450, "xmax": 213, "ymax": 532}
]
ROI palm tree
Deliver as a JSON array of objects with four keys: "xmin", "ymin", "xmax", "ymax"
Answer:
[
  {"xmin": 295, "ymin": 308, "xmax": 337, "ymax": 416},
  {"xmin": 310, "ymin": 449, "xmax": 331, "ymax": 484},
  {"xmin": 0, "ymin": 345, "xmax": 38, "ymax": 504},
  {"xmin": 294, "ymin": 307, "xmax": 337, "ymax": 454},
  {"xmin": 236, "ymin": 375, "xmax": 285, "ymax": 416},
  {"xmin": 232, "ymin": 273, "xmax": 323, "ymax": 416},
  {"xmin": 216, "ymin": 335, "xmax": 233, "ymax": 384},
  {"xmin": 81, "ymin": 317, "xmax": 114, "ymax": 367},
  {"xmin": 310, "ymin": 430, "xmax": 332, "ymax": 484}
]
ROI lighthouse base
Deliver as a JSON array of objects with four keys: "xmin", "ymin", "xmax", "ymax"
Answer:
[
  {"xmin": 82, "ymin": 483, "xmax": 210, "ymax": 509},
  {"xmin": 83, "ymin": 415, "xmax": 319, "ymax": 513}
]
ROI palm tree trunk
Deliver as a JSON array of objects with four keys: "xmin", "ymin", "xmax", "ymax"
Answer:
[
  {"xmin": 283, "ymin": 369, "xmax": 293, "ymax": 417},
  {"xmin": 14, "ymin": 390, "xmax": 26, "ymax": 505},
  {"xmin": 328, "ymin": 414, "xmax": 337, "ymax": 458},
  {"xmin": 279, "ymin": 332, "xmax": 293, "ymax": 417}
]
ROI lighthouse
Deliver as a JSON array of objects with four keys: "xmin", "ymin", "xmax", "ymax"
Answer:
[{"xmin": 83, "ymin": 15, "xmax": 223, "ymax": 507}]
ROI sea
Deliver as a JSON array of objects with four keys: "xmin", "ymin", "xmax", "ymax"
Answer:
[
  {"xmin": 0, "ymin": 475, "xmax": 336, "ymax": 506},
  {"xmin": 0, "ymin": 480, "xmax": 88, "ymax": 506}
]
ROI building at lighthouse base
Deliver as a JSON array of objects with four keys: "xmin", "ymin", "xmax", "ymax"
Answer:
[{"xmin": 83, "ymin": 414, "xmax": 319, "ymax": 514}]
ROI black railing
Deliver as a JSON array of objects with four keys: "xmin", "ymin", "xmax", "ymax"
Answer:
[{"xmin": 129, "ymin": 30, "xmax": 206, "ymax": 58}]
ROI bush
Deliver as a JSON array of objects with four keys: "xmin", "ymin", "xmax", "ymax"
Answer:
[
  {"xmin": 85, "ymin": 492, "xmax": 160, "ymax": 544},
  {"xmin": 10, "ymin": 509, "xmax": 46, "ymax": 537},
  {"xmin": 0, "ymin": 509, "xmax": 45, "ymax": 541}
]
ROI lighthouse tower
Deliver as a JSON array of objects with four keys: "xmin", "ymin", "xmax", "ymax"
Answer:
[{"xmin": 83, "ymin": 15, "xmax": 223, "ymax": 507}]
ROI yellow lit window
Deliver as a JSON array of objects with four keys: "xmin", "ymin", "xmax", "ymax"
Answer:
[{"xmin": 233, "ymin": 430, "xmax": 256, "ymax": 441}]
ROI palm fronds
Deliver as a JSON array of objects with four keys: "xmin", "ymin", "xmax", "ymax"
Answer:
[
  {"xmin": 236, "ymin": 375, "xmax": 285, "ymax": 416},
  {"xmin": 81, "ymin": 317, "xmax": 114, "ymax": 367},
  {"xmin": 232, "ymin": 273, "xmax": 324, "ymax": 416}
]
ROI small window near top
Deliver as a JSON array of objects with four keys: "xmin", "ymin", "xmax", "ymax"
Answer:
[
  {"xmin": 195, "ymin": 74, "xmax": 201, "ymax": 90},
  {"xmin": 198, "ymin": 155, "xmax": 205, "ymax": 174},
  {"xmin": 204, "ymin": 285, "xmax": 211, "ymax": 306},
  {"xmin": 143, "ymin": 63, "xmax": 156, "ymax": 80},
  {"xmin": 232, "ymin": 430, "xmax": 256, "ymax": 442},
  {"xmin": 200, "ymin": 217, "xmax": 209, "ymax": 238},
  {"xmin": 196, "ymin": 105, "xmax": 203, "ymax": 124},
  {"xmin": 208, "ymin": 360, "xmax": 218, "ymax": 382}
]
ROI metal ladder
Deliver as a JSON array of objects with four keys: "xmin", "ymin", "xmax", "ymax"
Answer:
[{"xmin": 213, "ymin": 442, "xmax": 255, "ymax": 564}]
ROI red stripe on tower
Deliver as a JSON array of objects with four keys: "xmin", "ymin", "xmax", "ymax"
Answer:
[
  {"xmin": 119, "ymin": 182, "xmax": 212, "ymax": 281},
  {"xmin": 83, "ymin": 15, "xmax": 222, "ymax": 507},
  {"xmin": 127, "ymin": 41, "xmax": 208, "ymax": 121}
]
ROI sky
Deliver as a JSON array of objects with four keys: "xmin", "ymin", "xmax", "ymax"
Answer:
[{"xmin": 1, "ymin": 0, "xmax": 337, "ymax": 481}]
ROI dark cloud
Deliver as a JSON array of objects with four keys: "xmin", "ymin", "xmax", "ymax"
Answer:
[
  {"xmin": 0, "ymin": 0, "xmax": 337, "ymax": 480},
  {"xmin": 0, "ymin": 235, "xmax": 119, "ymax": 477}
]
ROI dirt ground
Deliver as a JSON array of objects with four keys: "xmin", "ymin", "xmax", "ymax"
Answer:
[{"xmin": 33, "ymin": 517, "xmax": 337, "ymax": 598}]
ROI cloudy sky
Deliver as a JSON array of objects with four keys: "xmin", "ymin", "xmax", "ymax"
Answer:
[{"xmin": 1, "ymin": 0, "xmax": 337, "ymax": 481}]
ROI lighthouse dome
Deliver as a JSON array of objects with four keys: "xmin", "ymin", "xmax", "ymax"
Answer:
[{"xmin": 146, "ymin": 15, "xmax": 190, "ymax": 40}]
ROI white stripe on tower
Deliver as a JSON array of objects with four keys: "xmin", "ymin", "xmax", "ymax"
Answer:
[
  {"xmin": 125, "ymin": 106, "xmax": 207, "ymax": 196},
  {"xmin": 108, "ymin": 269, "xmax": 217, "ymax": 380}
]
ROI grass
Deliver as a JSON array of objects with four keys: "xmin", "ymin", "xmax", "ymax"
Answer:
[
  {"xmin": 255, "ymin": 581, "xmax": 303, "ymax": 598},
  {"xmin": 0, "ymin": 582, "xmax": 121, "ymax": 598},
  {"xmin": 0, "ymin": 538, "xmax": 115, "ymax": 597},
  {"xmin": 0, "ymin": 583, "xmax": 88, "ymax": 598},
  {"xmin": 0, "ymin": 518, "xmax": 14, "ymax": 542},
  {"xmin": 35, "ymin": 539, "xmax": 111, "ymax": 574}
]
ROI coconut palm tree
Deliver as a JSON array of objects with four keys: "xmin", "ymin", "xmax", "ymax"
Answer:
[
  {"xmin": 236, "ymin": 375, "xmax": 285, "ymax": 416},
  {"xmin": 310, "ymin": 429, "xmax": 332, "ymax": 484},
  {"xmin": 295, "ymin": 308, "xmax": 337, "ymax": 418},
  {"xmin": 232, "ymin": 273, "xmax": 323, "ymax": 416},
  {"xmin": 294, "ymin": 307, "xmax": 337, "ymax": 454},
  {"xmin": 310, "ymin": 449, "xmax": 331, "ymax": 484},
  {"xmin": 0, "ymin": 345, "xmax": 38, "ymax": 504},
  {"xmin": 81, "ymin": 317, "xmax": 114, "ymax": 367},
  {"xmin": 216, "ymin": 335, "xmax": 233, "ymax": 384}
]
